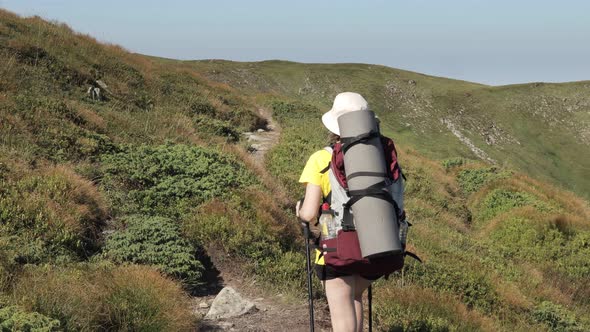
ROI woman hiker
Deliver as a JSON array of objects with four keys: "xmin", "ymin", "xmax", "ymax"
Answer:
[{"xmin": 296, "ymin": 92, "xmax": 400, "ymax": 332}]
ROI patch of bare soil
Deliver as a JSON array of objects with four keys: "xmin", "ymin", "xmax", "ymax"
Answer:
[
  {"xmin": 193, "ymin": 247, "xmax": 332, "ymax": 332},
  {"xmin": 244, "ymin": 107, "xmax": 281, "ymax": 165}
]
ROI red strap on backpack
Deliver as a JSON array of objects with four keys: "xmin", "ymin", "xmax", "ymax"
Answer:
[{"xmin": 331, "ymin": 136, "xmax": 400, "ymax": 189}]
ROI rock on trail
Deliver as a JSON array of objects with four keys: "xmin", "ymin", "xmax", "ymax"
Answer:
[{"xmin": 205, "ymin": 287, "xmax": 258, "ymax": 320}]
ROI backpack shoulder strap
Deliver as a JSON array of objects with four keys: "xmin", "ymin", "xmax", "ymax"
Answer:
[{"xmin": 320, "ymin": 146, "xmax": 333, "ymax": 174}]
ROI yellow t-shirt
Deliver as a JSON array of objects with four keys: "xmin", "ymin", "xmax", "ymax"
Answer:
[
  {"xmin": 299, "ymin": 148, "xmax": 332, "ymax": 264},
  {"xmin": 298, "ymin": 149, "xmax": 332, "ymax": 198}
]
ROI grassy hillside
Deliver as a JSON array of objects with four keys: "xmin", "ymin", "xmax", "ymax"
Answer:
[
  {"xmin": 265, "ymin": 100, "xmax": 590, "ymax": 331},
  {"xmin": 1, "ymin": 9, "xmax": 589, "ymax": 331},
  {"xmin": 186, "ymin": 60, "xmax": 590, "ymax": 199}
]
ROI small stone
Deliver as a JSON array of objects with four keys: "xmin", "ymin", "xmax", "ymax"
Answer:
[
  {"xmin": 218, "ymin": 321, "xmax": 235, "ymax": 329},
  {"xmin": 257, "ymin": 128, "xmax": 265, "ymax": 133},
  {"xmin": 199, "ymin": 302, "xmax": 209, "ymax": 309},
  {"xmin": 96, "ymin": 80, "xmax": 108, "ymax": 89},
  {"xmin": 248, "ymin": 135, "xmax": 267, "ymax": 141},
  {"xmin": 205, "ymin": 287, "xmax": 257, "ymax": 319}
]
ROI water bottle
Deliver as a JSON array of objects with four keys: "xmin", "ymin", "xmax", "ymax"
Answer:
[{"xmin": 319, "ymin": 203, "xmax": 337, "ymax": 240}]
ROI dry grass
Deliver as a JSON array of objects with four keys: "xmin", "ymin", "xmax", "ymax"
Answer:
[
  {"xmin": 13, "ymin": 263, "xmax": 197, "ymax": 331},
  {"xmin": 471, "ymin": 171, "xmax": 589, "ymax": 237},
  {"xmin": 109, "ymin": 265, "xmax": 197, "ymax": 331},
  {"xmin": 376, "ymin": 284, "xmax": 500, "ymax": 331},
  {"xmin": 41, "ymin": 165, "xmax": 108, "ymax": 239},
  {"xmin": 73, "ymin": 105, "xmax": 106, "ymax": 132},
  {"xmin": 471, "ymin": 174, "xmax": 589, "ymax": 221},
  {"xmin": 518, "ymin": 263, "xmax": 572, "ymax": 306},
  {"xmin": 490, "ymin": 275, "xmax": 533, "ymax": 310}
]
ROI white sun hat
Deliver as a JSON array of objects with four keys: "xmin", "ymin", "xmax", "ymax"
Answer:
[{"xmin": 321, "ymin": 92, "xmax": 370, "ymax": 136}]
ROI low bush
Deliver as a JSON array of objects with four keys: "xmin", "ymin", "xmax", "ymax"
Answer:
[
  {"xmin": 12, "ymin": 263, "xmax": 196, "ymax": 331},
  {"xmin": 478, "ymin": 189, "xmax": 551, "ymax": 221},
  {"xmin": 183, "ymin": 189, "xmax": 306, "ymax": 295},
  {"xmin": 193, "ymin": 115, "xmax": 239, "ymax": 141},
  {"xmin": 101, "ymin": 215, "xmax": 205, "ymax": 292},
  {"xmin": 100, "ymin": 143, "xmax": 255, "ymax": 217},
  {"xmin": 270, "ymin": 100, "xmax": 320, "ymax": 122},
  {"xmin": 131, "ymin": 91, "xmax": 154, "ymax": 111},
  {"xmin": 403, "ymin": 261, "xmax": 499, "ymax": 314},
  {"xmin": 187, "ymin": 98, "xmax": 217, "ymax": 116},
  {"xmin": 0, "ymin": 237, "xmax": 20, "ymax": 291},
  {"xmin": 374, "ymin": 285, "xmax": 497, "ymax": 332},
  {"xmin": 0, "ymin": 305, "xmax": 60, "ymax": 332},
  {"xmin": 441, "ymin": 157, "xmax": 469, "ymax": 171},
  {"xmin": 532, "ymin": 301, "xmax": 581, "ymax": 332},
  {"xmin": 487, "ymin": 216, "xmax": 590, "ymax": 281},
  {"xmin": 457, "ymin": 167, "xmax": 511, "ymax": 194}
]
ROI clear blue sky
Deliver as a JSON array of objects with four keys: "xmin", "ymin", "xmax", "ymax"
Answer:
[{"xmin": 2, "ymin": 0, "xmax": 589, "ymax": 85}]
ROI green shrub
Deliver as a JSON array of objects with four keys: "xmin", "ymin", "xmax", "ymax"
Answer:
[
  {"xmin": 441, "ymin": 157, "xmax": 469, "ymax": 171},
  {"xmin": 487, "ymin": 216, "xmax": 573, "ymax": 260},
  {"xmin": 187, "ymin": 98, "xmax": 216, "ymax": 116},
  {"xmin": 457, "ymin": 167, "xmax": 511, "ymax": 194},
  {"xmin": 559, "ymin": 232, "xmax": 590, "ymax": 279},
  {"xmin": 188, "ymin": 212, "xmax": 281, "ymax": 262},
  {"xmin": 265, "ymin": 101, "xmax": 327, "ymax": 197},
  {"xmin": 13, "ymin": 263, "xmax": 196, "ymax": 331},
  {"xmin": 131, "ymin": 91, "xmax": 154, "ymax": 110},
  {"xmin": 488, "ymin": 217, "xmax": 590, "ymax": 280},
  {"xmin": 532, "ymin": 301, "xmax": 582, "ymax": 332},
  {"xmin": 0, "ymin": 237, "xmax": 20, "ymax": 291},
  {"xmin": 101, "ymin": 215, "xmax": 205, "ymax": 292},
  {"xmin": 403, "ymin": 261, "xmax": 499, "ymax": 313},
  {"xmin": 0, "ymin": 305, "xmax": 60, "ymax": 332},
  {"xmin": 183, "ymin": 191, "xmax": 306, "ymax": 295},
  {"xmin": 100, "ymin": 143, "xmax": 255, "ymax": 217},
  {"xmin": 270, "ymin": 100, "xmax": 320, "ymax": 122},
  {"xmin": 478, "ymin": 189, "xmax": 551, "ymax": 221},
  {"xmin": 193, "ymin": 115, "xmax": 239, "ymax": 141}
]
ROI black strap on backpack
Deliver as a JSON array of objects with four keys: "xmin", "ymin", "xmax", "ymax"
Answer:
[
  {"xmin": 341, "ymin": 130, "xmax": 380, "ymax": 154},
  {"xmin": 341, "ymin": 179, "xmax": 402, "ymax": 232}
]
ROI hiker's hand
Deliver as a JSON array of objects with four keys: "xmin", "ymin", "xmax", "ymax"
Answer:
[{"xmin": 296, "ymin": 200, "xmax": 309, "ymax": 229}]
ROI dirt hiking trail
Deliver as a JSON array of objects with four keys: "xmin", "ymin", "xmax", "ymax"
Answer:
[{"xmin": 194, "ymin": 108, "xmax": 333, "ymax": 331}]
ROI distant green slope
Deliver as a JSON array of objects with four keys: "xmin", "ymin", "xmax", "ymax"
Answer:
[{"xmin": 183, "ymin": 60, "xmax": 590, "ymax": 198}]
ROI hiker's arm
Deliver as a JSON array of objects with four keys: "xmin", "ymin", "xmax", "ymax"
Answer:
[{"xmin": 296, "ymin": 183, "xmax": 322, "ymax": 223}]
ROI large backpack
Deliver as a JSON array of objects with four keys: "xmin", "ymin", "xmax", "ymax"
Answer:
[{"xmin": 316, "ymin": 136, "xmax": 417, "ymax": 277}]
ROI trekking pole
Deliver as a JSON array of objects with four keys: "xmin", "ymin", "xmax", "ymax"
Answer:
[
  {"xmin": 368, "ymin": 285, "xmax": 373, "ymax": 332},
  {"xmin": 303, "ymin": 222, "xmax": 315, "ymax": 332}
]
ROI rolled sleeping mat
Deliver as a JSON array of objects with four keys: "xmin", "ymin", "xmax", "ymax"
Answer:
[{"xmin": 337, "ymin": 110, "xmax": 402, "ymax": 258}]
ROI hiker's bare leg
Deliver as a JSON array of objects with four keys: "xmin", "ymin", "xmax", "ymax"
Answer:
[
  {"xmin": 353, "ymin": 275, "xmax": 373, "ymax": 332},
  {"xmin": 325, "ymin": 276, "xmax": 356, "ymax": 332}
]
